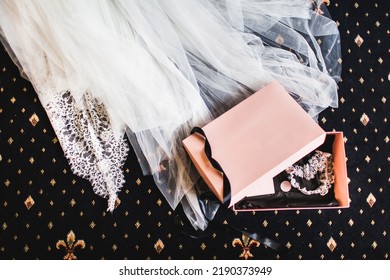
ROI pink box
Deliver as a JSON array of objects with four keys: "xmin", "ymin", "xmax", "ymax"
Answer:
[
  {"xmin": 183, "ymin": 81, "xmax": 349, "ymax": 210},
  {"xmin": 233, "ymin": 131, "xmax": 349, "ymax": 211}
]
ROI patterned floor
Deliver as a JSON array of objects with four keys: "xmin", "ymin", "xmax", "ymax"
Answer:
[{"xmin": 0, "ymin": 0, "xmax": 389, "ymax": 260}]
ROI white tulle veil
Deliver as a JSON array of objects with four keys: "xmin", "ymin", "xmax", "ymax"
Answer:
[{"xmin": 0, "ymin": 0, "xmax": 341, "ymax": 230}]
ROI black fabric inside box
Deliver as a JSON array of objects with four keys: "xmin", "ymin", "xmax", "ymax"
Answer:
[{"xmin": 234, "ymin": 134, "xmax": 339, "ymax": 210}]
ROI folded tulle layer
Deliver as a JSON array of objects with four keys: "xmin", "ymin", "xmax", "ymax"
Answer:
[{"xmin": 0, "ymin": 0, "xmax": 341, "ymax": 230}]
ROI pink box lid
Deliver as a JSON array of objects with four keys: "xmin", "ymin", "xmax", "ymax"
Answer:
[{"xmin": 183, "ymin": 81, "xmax": 326, "ymax": 207}]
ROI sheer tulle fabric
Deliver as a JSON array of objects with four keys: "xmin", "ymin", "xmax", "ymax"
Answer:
[{"xmin": 0, "ymin": 0, "xmax": 341, "ymax": 230}]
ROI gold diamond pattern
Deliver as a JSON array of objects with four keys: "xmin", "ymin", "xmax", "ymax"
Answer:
[
  {"xmin": 360, "ymin": 113, "xmax": 369, "ymax": 126},
  {"xmin": 275, "ymin": 35, "xmax": 285, "ymax": 45},
  {"xmin": 115, "ymin": 197, "xmax": 121, "ymax": 209},
  {"xmin": 154, "ymin": 239, "xmax": 165, "ymax": 254},
  {"xmin": 24, "ymin": 196, "xmax": 35, "ymax": 210},
  {"xmin": 327, "ymin": 237, "xmax": 337, "ymax": 252},
  {"xmin": 29, "ymin": 113, "xmax": 39, "ymax": 126},
  {"xmin": 366, "ymin": 193, "xmax": 376, "ymax": 207},
  {"xmin": 354, "ymin": 34, "xmax": 364, "ymax": 47}
]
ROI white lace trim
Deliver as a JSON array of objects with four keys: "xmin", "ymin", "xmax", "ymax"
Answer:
[{"xmin": 46, "ymin": 91, "xmax": 129, "ymax": 211}]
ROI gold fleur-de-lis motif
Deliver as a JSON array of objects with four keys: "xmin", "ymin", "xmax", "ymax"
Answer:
[
  {"xmin": 56, "ymin": 230, "xmax": 86, "ymax": 260},
  {"xmin": 232, "ymin": 234, "xmax": 260, "ymax": 260}
]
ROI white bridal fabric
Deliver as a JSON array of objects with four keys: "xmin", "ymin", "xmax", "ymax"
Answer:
[{"xmin": 0, "ymin": 0, "xmax": 341, "ymax": 230}]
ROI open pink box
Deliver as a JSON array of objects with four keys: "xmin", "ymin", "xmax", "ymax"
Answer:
[{"xmin": 183, "ymin": 81, "xmax": 349, "ymax": 211}]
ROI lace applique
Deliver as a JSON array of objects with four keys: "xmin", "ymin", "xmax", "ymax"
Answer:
[{"xmin": 46, "ymin": 91, "xmax": 129, "ymax": 211}]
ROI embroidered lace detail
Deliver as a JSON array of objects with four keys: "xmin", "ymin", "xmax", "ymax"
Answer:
[{"xmin": 46, "ymin": 91, "xmax": 129, "ymax": 211}]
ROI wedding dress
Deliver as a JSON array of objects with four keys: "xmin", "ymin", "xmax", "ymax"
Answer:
[{"xmin": 0, "ymin": 0, "xmax": 341, "ymax": 230}]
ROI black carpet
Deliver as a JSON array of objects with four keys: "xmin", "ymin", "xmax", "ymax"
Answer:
[{"xmin": 0, "ymin": 0, "xmax": 389, "ymax": 260}]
